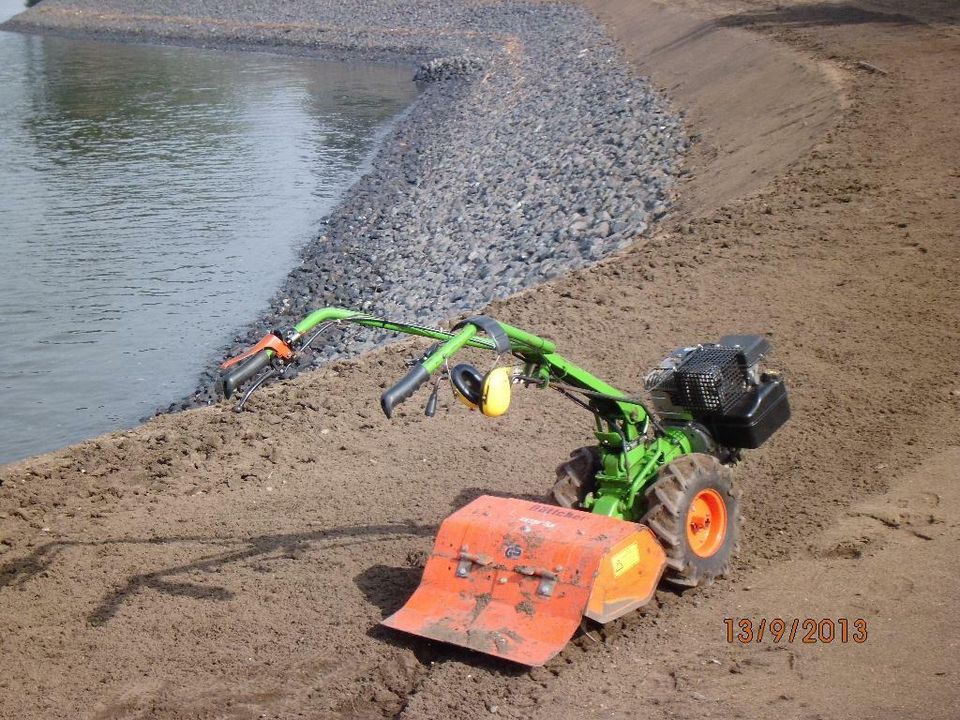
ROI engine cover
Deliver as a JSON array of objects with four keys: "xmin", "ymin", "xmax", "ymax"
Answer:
[{"xmin": 645, "ymin": 335, "xmax": 790, "ymax": 450}]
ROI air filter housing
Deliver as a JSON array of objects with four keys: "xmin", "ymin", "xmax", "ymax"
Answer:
[
  {"xmin": 645, "ymin": 335, "xmax": 789, "ymax": 450},
  {"xmin": 673, "ymin": 345, "xmax": 747, "ymax": 415}
]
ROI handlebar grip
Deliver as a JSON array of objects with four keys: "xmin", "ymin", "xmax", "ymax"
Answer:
[
  {"xmin": 221, "ymin": 350, "xmax": 272, "ymax": 399},
  {"xmin": 381, "ymin": 363, "xmax": 431, "ymax": 419}
]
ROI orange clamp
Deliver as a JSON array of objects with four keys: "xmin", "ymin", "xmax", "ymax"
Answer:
[{"xmin": 220, "ymin": 333, "xmax": 294, "ymax": 370}]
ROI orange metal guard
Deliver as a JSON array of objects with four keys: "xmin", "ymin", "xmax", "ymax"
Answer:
[
  {"xmin": 219, "ymin": 332, "xmax": 293, "ymax": 370},
  {"xmin": 382, "ymin": 495, "xmax": 666, "ymax": 666}
]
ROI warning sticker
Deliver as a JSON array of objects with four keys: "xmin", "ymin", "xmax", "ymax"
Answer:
[{"xmin": 611, "ymin": 543, "xmax": 641, "ymax": 577}]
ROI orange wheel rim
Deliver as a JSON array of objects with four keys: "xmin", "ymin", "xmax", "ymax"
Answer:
[{"xmin": 686, "ymin": 489, "xmax": 727, "ymax": 558}]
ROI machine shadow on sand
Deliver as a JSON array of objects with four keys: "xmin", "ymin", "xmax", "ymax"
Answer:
[{"xmin": 0, "ymin": 522, "xmax": 438, "ymax": 626}]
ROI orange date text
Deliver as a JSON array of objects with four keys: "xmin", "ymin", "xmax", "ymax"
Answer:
[{"xmin": 723, "ymin": 617, "xmax": 868, "ymax": 644}]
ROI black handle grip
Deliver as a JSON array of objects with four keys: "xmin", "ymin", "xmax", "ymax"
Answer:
[
  {"xmin": 381, "ymin": 364, "xmax": 430, "ymax": 419},
  {"xmin": 221, "ymin": 351, "xmax": 272, "ymax": 399}
]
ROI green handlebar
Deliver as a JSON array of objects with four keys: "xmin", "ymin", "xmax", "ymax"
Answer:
[
  {"xmin": 292, "ymin": 307, "xmax": 556, "ymax": 357},
  {"xmin": 422, "ymin": 324, "xmax": 478, "ymax": 373},
  {"xmin": 294, "ymin": 307, "xmax": 363, "ymax": 334},
  {"xmin": 289, "ymin": 307, "xmax": 639, "ymax": 422},
  {"xmin": 225, "ymin": 306, "xmax": 642, "ymax": 428},
  {"xmin": 379, "ymin": 323, "xmax": 499, "ymax": 416}
]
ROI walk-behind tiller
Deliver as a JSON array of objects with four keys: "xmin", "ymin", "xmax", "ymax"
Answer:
[{"xmin": 220, "ymin": 307, "xmax": 790, "ymax": 665}]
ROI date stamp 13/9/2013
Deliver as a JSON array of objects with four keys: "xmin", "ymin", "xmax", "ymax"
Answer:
[{"xmin": 724, "ymin": 618, "xmax": 868, "ymax": 644}]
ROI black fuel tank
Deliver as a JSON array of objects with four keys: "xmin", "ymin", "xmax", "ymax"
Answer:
[{"xmin": 706, "ymin": 377, "xmax": 790, "ymax": 449}]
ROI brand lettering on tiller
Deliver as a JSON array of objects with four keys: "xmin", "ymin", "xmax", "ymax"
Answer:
[
  {"xmin": 527, "ymin": 503, "xmax": 582, "ymax": 520},
  {"xmin": 518, "ymin": 517, "xmax": 557, "ymax": 529}
]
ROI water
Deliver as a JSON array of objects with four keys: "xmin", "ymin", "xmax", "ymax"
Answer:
[{"xmin": 0, "ymin": 1, "xmax": 416, "ymax": 464}]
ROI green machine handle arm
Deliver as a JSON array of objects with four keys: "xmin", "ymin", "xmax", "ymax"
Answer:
[
  {"xmin": 378, "ymin": 314, "xmax": 649, "ymax": 432},
  {"xmin": 292, "ymin": 307, "xmax": 496, "ymax": 350},
  {"xmin": 221, "ymin": 307, "xmax": 649, "ymax": 434},
  {"xmin": 221, "ymin": 308, "xmax": 501, "ymax": 399}
]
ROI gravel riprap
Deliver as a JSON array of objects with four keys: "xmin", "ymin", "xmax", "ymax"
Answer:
[{"xmin": 4, "ymin": 0, "xmax": 688, "ymax": 407}]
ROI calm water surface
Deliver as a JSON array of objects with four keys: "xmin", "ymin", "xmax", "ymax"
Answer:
[{"xmin": 0, "ymin": 2, "xmax": 416, "ymax": 463}]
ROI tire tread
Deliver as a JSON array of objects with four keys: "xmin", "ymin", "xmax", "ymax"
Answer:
[{"xmin": 640, "ymin": 453, "xmax": 740, "ymax": 588}]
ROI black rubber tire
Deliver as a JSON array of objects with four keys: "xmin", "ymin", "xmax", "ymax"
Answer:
[
  {"xmin": 551, "ymin": 446, "xmax": 600, "ymax": 509},
  {"xmin": 640, "ymin": 453, "xmax": 740, "ymax": 588}
]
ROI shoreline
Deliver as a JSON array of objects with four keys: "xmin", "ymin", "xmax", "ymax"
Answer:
[{"xmin": 4, "ymin": 0, "xmax": 689, "ymax": 415}]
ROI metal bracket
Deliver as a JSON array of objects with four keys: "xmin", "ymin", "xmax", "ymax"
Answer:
[
  {"xmin": 514, "ymin": 565, "xmax": 561, "ymax": 597},
  {"xmin": 456, "ymin": 547, "xmax": 492, "ymax": 578}
]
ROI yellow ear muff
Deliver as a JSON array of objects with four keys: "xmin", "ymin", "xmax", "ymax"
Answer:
[
  {"xmin": 480, "ymin": 366, "xmax": 512, "ymax": 417},
  {"xmin": 450, "ymin": 364, "xmax": 483, "ymax": 410}
]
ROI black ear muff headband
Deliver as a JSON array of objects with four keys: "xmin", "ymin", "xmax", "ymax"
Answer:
[{"xmin": 452, "ymin": 315, "xmax": 510, "ymax": 354}]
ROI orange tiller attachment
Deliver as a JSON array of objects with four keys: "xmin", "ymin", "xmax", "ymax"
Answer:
[
  {"xmin": 219, "ymin": 332, "xmax": 294, "ymax": 370},
  {"xmin": 382, "ymin": 495, "xmax": 666, "ymax": 666}
]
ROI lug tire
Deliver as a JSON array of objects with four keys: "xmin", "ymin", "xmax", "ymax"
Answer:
[
  {"xmin": 640, "ymin": 453, "xmax": 740, "ymax": 588},
  {"xmin": 551, "ymin": 446, "xmax": 600, "ymax": 509}
]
